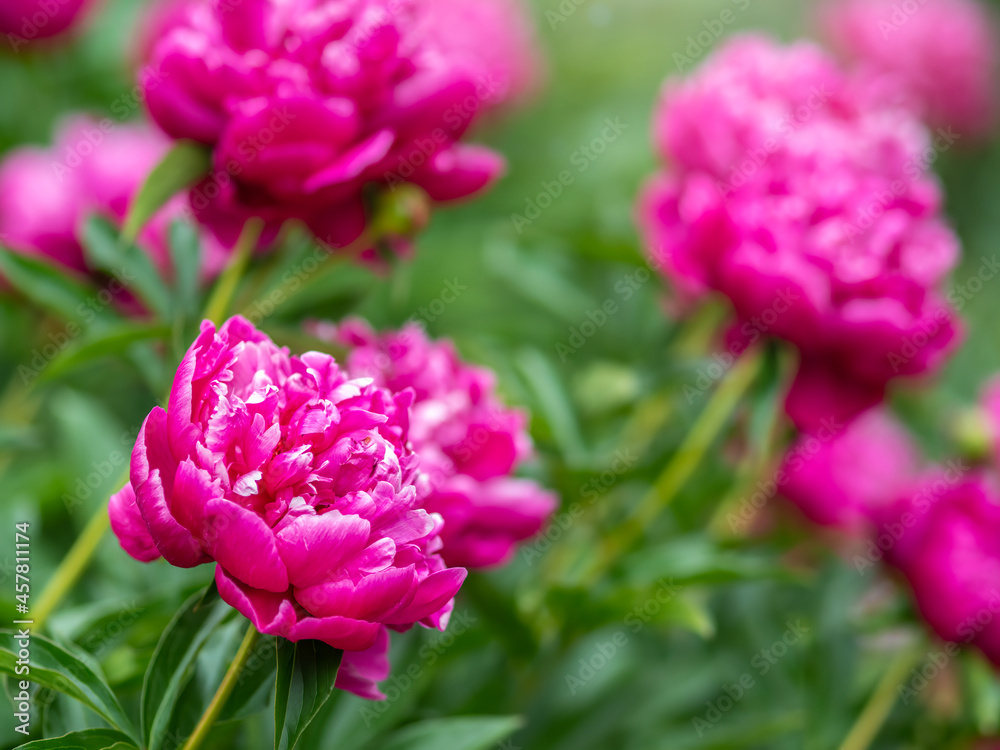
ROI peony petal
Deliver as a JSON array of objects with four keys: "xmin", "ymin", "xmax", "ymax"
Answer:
[
  {"xmin": 108, "ymin": 482, "xmax": 161, "ymax": 563},
  {"xmin": 275, "ymin": 510, "xmax": 371, "ymax": 588},
  {"xmin": 202, "ymin": 498, "xmax": 289, "ymax": 593}
]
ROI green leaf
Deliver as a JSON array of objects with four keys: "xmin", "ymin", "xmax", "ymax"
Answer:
[
  {"xmin": 82, "ymin": 216, "xmax": 172, "ymax": 318},
  {"xmin": 122, "ymin": 141, "xmax": 211, "ymax": 243},
  {"xmin": 11, "ymin": 728, "xmax": 137, "ymax": 750},
  {"xmin": 372, "ymin": 716, "xmax": 524, "ymax": 750},
  {"xmin": 275, "ymin": 639, "xmax": 343, "ymax": 750},
  {"xmin": 0, "ymin": 247, "xmax": 107, "ymax": 324},
  {"xmin": 0, "ymin": 631, "xmax": 138, "ymax": 743},
  {"xmin": 40, "ymin": 321, "xmax": 171, "ymax": 381},
  {"xmin": 141, "ymin": 587, "xmax": 232, "ymax": 750},
  {"xmin": 168, "ymin": 219, "xmax": 203, "ymax": 320}
]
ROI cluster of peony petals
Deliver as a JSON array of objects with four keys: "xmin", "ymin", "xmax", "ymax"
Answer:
[
  {"xmin": 140, "ymin": 0, "xmax": 539, "ymax": 252},
  {"xmin": 778, "ymin": 409, "xmax": 919, "ymax": 532},
  {"xmin": 109, "ymin": 316, "xmax": 467, "ymax": 699},
  {"xmin": 0, "ymin": 0, "xmax": 93, "ymax": 42},
  {"xmin": 873, "ymin": 472, "xmax": 1000, "ymax": 665},
  {"xmin": 637, "ymin": 35, "xmax": 963, "ymax": 430},
  {"xmin": 821, "ymin": 0, "xmax": 998, "ymax": 139},
  {"xmin": 0, "ymin": 117, "xmax": 227, "ymax": 281},
  {"xmin": 312, "ymin": 318, "xmax": 557, "ymax": 568}
]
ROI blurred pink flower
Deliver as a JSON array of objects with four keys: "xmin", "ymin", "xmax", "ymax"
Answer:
[
  {"xmin": 140, "ymin": 0, "xmax": 540, "ymax": 253},
  {"xmin": 637, "ymin": 35, "xmax": 963, "ymax": 430},
  {"xmin": 779, "ymin": 408, "xmax": 919, "ymax": 532},
  {"xmin": 0, "ymin": 117, "xmax": 227, "ymax": 280},
  {"xmin": 109, "ymin": 316, "xmax": 466, "ymax": 699},
  {"xmin": 822, "ymin": 0, "xmax": 998, "ymax": 138},
  {"xmin": 0, "ymin": 0, "xmax": 93, "ymax": 43},
  {"xmin": 313, "ymin": 318, "xmax": 557, "ymax": 568},
  {"xmin": 873, "ymin": 472, "xmax": 1000, "ymax": 665}
]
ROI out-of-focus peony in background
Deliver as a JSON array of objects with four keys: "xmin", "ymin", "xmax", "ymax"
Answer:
[{"xmin": 3, "ymin": 0, "xmax": 1000, "ymax": 749}]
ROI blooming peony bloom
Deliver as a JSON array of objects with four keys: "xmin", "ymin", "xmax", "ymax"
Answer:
[
  {"xmin": 637, "ymin": 35, "xmax": 963, "ymax": 430},
  {"xmin": 312, "ymin": 318, "xmax": 557, "ymax": 568},
  {"xmin": 778, "ymin": 409, "xmax": 919, "ymax": 532},
  {"xmin": 109, "ymin": 316, "xmax": 467, "ymax": 699},
  {"xmin": 872, "ymin": 472, "xmax": 1000, "ymax": 665},
  {"xmin": 822, "ymin": 0, "xmax": 998, "ymax": 138},
  {"xmin": 0, "ymin": 0, "xmax": 93, "ymax": 44},
  {"xmin": 140, "ymin": 0, "xmax": 539, "ymax": 252},
  {"xmin": 0, "ymin": 117, "xmax": 227, "ymax": 280}
]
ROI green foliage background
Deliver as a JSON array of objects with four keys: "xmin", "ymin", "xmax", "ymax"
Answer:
[{"xmin": 2, "ymin": 0, "xmax": 1000, "ymax": 748}]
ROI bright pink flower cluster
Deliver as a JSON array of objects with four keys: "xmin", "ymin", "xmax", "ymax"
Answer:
[
  {"xmin": 779, "ymin": 409, "xmax": 918, "ymax": 532},
  {"xmin": 822, "ymin": 0, "xmax": 998, "ymax": 138},
  {"xmin": 141, "ymin": 0, "xmax": 538, "ymax": 251},
  {"xmin": 313, "ymin": 318, "xmax": 557, "ymax": 568},
  {"xmin": 109, "ymin": 316, "xmax": 466, "ymax": 699},
  {"xmin": 0, "ymin": 117, "xmax": 226, "ymax": 281},
  {"xmin": 637, "ymin": 36, "xmax": 963, "ymax": 429},
  {"xmin": 873, "ymin": 472, "xmax": 1000, "ymax": 665},
  {"xmin": 0, "ymin": 0, "xmax": 93, "ymax": 42}
]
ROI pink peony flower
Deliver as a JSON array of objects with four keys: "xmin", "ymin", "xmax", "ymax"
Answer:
[
  {"xmin": 0, "ymin": 0, "xmax": 93, "ymax": 43},
  {"xmin": 312, "ymin": 318, "xmax": 557, "ymax": 568},
  {"xmin": 0, "ymin": 117, "xmax": 227, "ymax": 280},
  {"xmin": 109, "ymin": 316, "xmax": 467, "ymax": 699},
  {"xmin": 778, "ymin": 409, "xmax": 919, "ymax": 532},
  {"xmin": 822, "ymin": 0, "xmax": 998, "ymax": 138},
  {"xmin": 872, "ymin": 471, "xmax": 1000, "ymax": 665},
  {"xmin": 140, "ymin": 0, "xmax": 539, "ymax": 252},
  {"xmin": 637, "ymin": 35, "xmax": 963, "ymax": 430}
]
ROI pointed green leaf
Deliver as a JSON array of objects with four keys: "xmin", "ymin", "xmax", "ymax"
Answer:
[
  {"xmin": 373, "ymin": 716, "xmax": 524, "ymax": 750},
  {"xmin": 11, "ymin": 728, "xmax": 137, "ymax": 750},
  {"xmin": 40, "ymin": 321, "xmax": 172, "ymax": 381},
  {"xmin": 122, "ymin": 141, "xmax": 210, "ymax": 243},
  {"xmin": 168, "ymin": 219, "xmax": 203, "ymax": 320},
  {"xmin": 0, "ymin": 247, "xmax": 108, "ymax": 324},
  {"xmin": 275, "ymin": 639, "xmax": 343, "ymax": 750},
  {"xmin": 82, "ymin": 216, "xmax": 172, "ymax": 318},
  {"xmin": 0, "ymin": 631, "xmax": 138, "ymax": 743},
  {"xmin": 141, "ymin": 587, "xmax": 232, "ymax": 750}
]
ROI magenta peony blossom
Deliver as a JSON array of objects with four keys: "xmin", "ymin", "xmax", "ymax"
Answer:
[
  {"xmin": 872, "ymin": 472, "xmax": 1000, "ymax": 665},
  {"xmin": 822, "ymin": 0, "xmax": 998, "ymax": 138},
  {"xmin": 637, "ymin": 35, "xmax": 963, "ymax": 430},
  {"xmin": 140, "ymin": 0, "xmax": 538, "ymax": 252},
  {"xmin": 312, "ymin": 318, "xmax": 557, "ymax": 568},
  {"xmin": 778, "ymin": 409, "xmax": 919, "ymax": 532},
  {"xmin": 108, "ymin": 316, "xmax": 467, "ymax": 699},
  {"xmin": 0, "ymin": 0, "xmax": 93, "ymax": 44},
  {"xmin": 0, "ymin": 117, "xmax": 227, "ymax": 280}
]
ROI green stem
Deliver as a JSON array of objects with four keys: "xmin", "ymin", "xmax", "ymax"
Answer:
[
  {"xmin": 33, "ymin": 476, "xmax": 120, "ymax": 630},
  {"xmin": 181, "ymin": 623, "xmax": 259, "ymax": 750},
  {"xmin": 594, "ymin": 347, "xmax": 764, "ymax": 573},
  {"xmin": 203, "ymin": 218, "xmax": 265, "ymax": 326},
  {"xmin": 837, "ymin": 645, "xmax": 923, "ymax": 750}
]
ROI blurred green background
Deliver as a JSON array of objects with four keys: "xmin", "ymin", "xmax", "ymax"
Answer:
[{"xmin": 2, "ymin": 1, "xmax": 1000, "ymax": 748}]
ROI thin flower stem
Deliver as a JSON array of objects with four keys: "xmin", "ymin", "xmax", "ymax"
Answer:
[
  {"xmin": 837, "ymin": 645, "xmax": 923, "ymax": 750},
  {"xmin": 593, "ymin": 347, "xmax": 765, "ymax": 574},
  {"xmin": 203, "ymin": 217, "xmax": 265, "ymax": 326},
  {"xmin": 181, "ymin": 623, "xmax": 260, "ymax": 750},
  {"xmin": 32, "ymin": 471, "xmax": 122, "ymax": 630}
]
